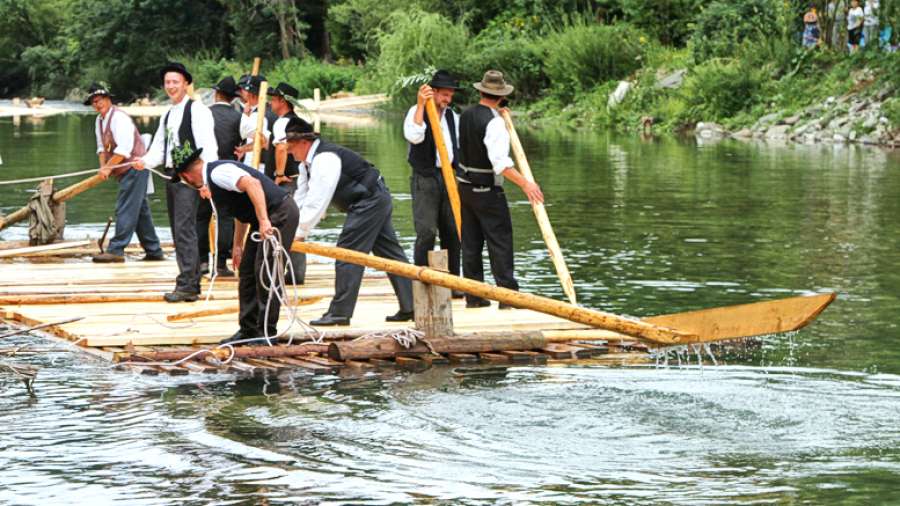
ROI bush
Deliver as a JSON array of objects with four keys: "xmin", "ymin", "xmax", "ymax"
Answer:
[
  {"xmin": 267, "ymin": 59, "xmax": 360, "ymax": 97},
  {"xmin": 463, "ymin": 32, "xmax": 547, "ymax": 103},
  {"xmin": 620, "ymin": 0, "xmax": 704, "ymax": 47},
  {"xmin": 884, "ymin": 98, "xmax": 900, "ymax": 130},
  {"xmin": 689, "ymin": 0, "xmax": 776, "ymax": 61},
  {"xmin": 541, "ymin": 22, "xmax": 649, "ymax": 100},
  {"xmin": 681, "ymin": 59, "xmax": 765, "ymax": 121}
]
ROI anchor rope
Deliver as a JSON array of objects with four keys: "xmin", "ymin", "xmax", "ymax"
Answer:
[{"xmin": 0, "ymin": 162, "xmax": 136, "ymax": 186}]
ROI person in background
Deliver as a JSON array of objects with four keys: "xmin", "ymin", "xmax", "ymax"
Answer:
[
  {"xmin": 197, "ymin": 76, "xmax": 242, "ymax": 277},
  {"xmin": 132, "ymin": 62, "xmax": 218, "ymax": 302},
  {"xmin": 455, "ymin": 70, "xmax": 543, "ymax": 309},
  {"xmin": 863, "ymin": 0, "xmax": 880, "ymax": 49},
  {"xmin": 403, "ymin": 69, "xmax": 463, "ymax": 294},
  {"xmin": 234, "ymin": 75, "xmax": 271, "ymax": 169},
  {"xmin": 847, "ymin": 0, "xmax": 865, "ymax": 52},
  {"xmin": 86, "ymin": 82, "xmax": 165, "ymax": 264},
  {"xmin": 802, "ymin": 5, "xmax": 821, "ymax": 48}
]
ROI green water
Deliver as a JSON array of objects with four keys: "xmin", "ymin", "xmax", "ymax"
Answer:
[{"xmin": 1, "ymin": 112, "xmax": 899, "ymax": 504}]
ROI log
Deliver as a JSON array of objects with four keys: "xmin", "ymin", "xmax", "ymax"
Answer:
[
  {"xmin": 413, "ymin": 250, "xmax": 453, "ymax": 337},
  {"xmin": 292, "ymin": 241, "xmax": 696, "ymax": 345},
  {"xmin": 114, "ymin": 342, "xmax": 329, "ymax": 363},
  {"xmin": 0, "ymin": 175, "xmax": 105, "ymax": 231},
  {"xmin": 425, "ymin": 98, "xmax": 462, "ymax": 238},
  {"xmin": 328, "ymin": 331, "xmax": 547, "ymax": 361},
  {"xmin": 500, "ymin": 109, "xmax": 577, "ymax": 305}
]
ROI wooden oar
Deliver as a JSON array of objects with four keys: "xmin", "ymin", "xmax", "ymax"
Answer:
[
  {"xmin": 500, "ymin": 109, "xmax": 577, "ymax": 305},
  {"xmin": 292, "ymin": 241, "xmax": 696, "ymax": 345},
  {"xmin": 425, "ymin": 98, "xmax": 462, "ymax": 239}
]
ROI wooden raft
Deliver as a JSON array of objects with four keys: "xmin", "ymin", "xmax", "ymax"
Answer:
[{"xmin": 0, "ymin": 251, "xmax": 648, "ymax": 376}]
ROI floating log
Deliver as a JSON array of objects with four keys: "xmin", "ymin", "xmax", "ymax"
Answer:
[
  {"xmin": 292, "ymin": 241, "xmax": 696, "ymax": 345},
  {"xmin": 328, "ymin": 331, "xmax": 546, "ymax": 361},
  {"xmin": 114, "ymin": 342, "xmax": 329, "ymax": 363}
]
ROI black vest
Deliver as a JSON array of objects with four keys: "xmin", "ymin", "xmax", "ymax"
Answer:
[
  {"xmin": 206, "ymin": 161, "xmax": 287, "ymax": 227},
  {"xmin": 264, "ymin": 110, "xmax": 300, "ymax": 180},
  {"xmin": 312, "ymin": 140, "xmax": 381, "ymax": 212},
  {"xmin": 407, "ymin": 108, "xmax": 459, "ymax": 177},
  {"xmin": 162, "ymin": 99, "xmax": 197, "ymax": 173},
  {"xmin": 210, "ymin": 102, "xmax": 242, "ymax": 161},
  {"xmin": 458, "ymin": 104, "xmax": 498, "ymax": 186}
]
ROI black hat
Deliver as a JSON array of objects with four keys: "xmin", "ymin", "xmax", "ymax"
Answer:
[
  {"xmin": 284, "ymin": 117, "xmax": 318, "ymax": 141},
  {"xmin": 240, "ymin": 75, "xmax": 266, "ymax": 95},
  {"xmin": 429, "ymin": 69, "xmax": 460, "ymax": 90},
  {"xmin": 159, "ymin": 61, "xmax": 193, "ymax": 84},
  {"xmin": 83, "ymin": 82, "xmax": 113, "ymax": 106},
  {"xmin": 213, "ymin": 76, "xmax": 239, "ymax": 98},
  {"xmin": 171, "ymin": 143, "xmax": 203, "ymax": 182},
  {"xmin": 268, "ymin": 82, "xmax": 301, "ymax": 108}
]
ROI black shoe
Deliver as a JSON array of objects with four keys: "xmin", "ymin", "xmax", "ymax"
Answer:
[
  {"xmin": 385, "ymin": 310, "xmax": 414, "ymax": 322},
  {"xmin": 141, "ymin": 252, "xmax": 166, "ymax": 261},
  {"xmin": 310, "ymin": 313, "xmax": 351, "ymax": 326},
  {"xmin": 164, "ymin": 291, "xmax": 199, "ymax": 303},
  {"xmin": 215, "ymin": 266, "xmax": 235, "ymax": 278},
  {"xmin": 451, "ymin": 290, "xmax": 465, "ymax": 299},
  {"xmin": 219, "ymin": 330, "xmax": 248, "ymax": 345},
  {"xmin": 498, "ymin": 303, "xmax": 516, "ymax": 310},
  {"xmin": 466, "ymin": 299, "xmax": 491, "ymax": 309},
  {"xmin": 199, "ymin": 262, "xmax": 210, "ymax": 275},
  {"xmin": 92, "ymin": 252, "xmax": 125, "ymax": 263}
]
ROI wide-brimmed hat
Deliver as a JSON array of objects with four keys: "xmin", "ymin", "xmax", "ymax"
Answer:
[
  {"xmin": 83, "ymin": 82, "xmax": 113, "ymax": 106},
  {"xmin": 171, "ymin": 143, "xmax": 203, "ymax": 182},
  {"xmin": 284, "ymin": 117, "xmax": 318, "ymax": 141},
  {"xmin": 159, "ymin": 61, "xmax": 193, "ymax": 84},
  {"xmin": 213, "ymin": 76, "xmax": 239, "ymax": 98},
  {"xmin": 473, "ymin": 70, "xmax": 514, "ymax": 96},
  {"xmin": 429, "ymin": 69, "xmax": 460, "ymax": 90},
  {"xmin": 241, "ymin": 75, "xmax": 266, "ymax": 95},
  {"xmin": 268, "ymin": 82, "xmax": 302, "ymax": 108}
]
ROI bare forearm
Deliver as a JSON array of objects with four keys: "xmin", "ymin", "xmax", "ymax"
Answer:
[
  {"xmin": 275, "ymin": 144, "xmax": 288, "ymax": 177},
  {"xmin": 233, "ymin": 221, "xmax": 249, "ymax": 250},
  {"xmin": 502, "ymin": 167, "xmax": 529, "ymax": 187},
  {"xmin": 246, "ymin": 182, "xmax": 270, "ymax": 225}
]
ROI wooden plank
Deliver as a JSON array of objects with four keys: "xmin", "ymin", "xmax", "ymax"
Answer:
[
  {"xmin": 479, "ymin": 352, "xmax": 510, "ymax": 364},
  {"xmin": 395, "ymin": 356, "xmax": 429, "ymax": 371},
  {"xmin": 420, "ymin": 354, "xmax": 449, "ymax": 366},
  {"xmin": 447, "ymin": 353, "xmax": 478, "ymax": 364},
  {"xmin": 344, "ymin": 359, "xmax": 375, "ymax": 370},
  {"xmin": 274, "ymin": 356, "xmax": 336, "ymax": 375},
  {"xmin": 541, "ymin": 343, "xmax": 592, "ymax": 359},
  {"xmin": 0, "ymin": 240, "xmax": 92, "ymax": 258},
  {"xmin": 568, "ymin": 343, "xmax": 609, "ymax": 356}
]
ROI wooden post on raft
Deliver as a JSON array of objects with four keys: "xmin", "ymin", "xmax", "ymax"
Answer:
[
  {"xmin": 413, "ymin": 250, "xmax": 454, "ymax": 338},
  {"xmin": 0, "ymin": 174, "xmax": 106, "ymax": 231},
  {"xmin": 425, "ymin": 98, "xmax": 463, "ymax": 238},
  {"xmin": 500, "ymin": 109, "xmax": 578, "ymax": 305},
  {"xmin": 250, "ymin": 81, "xmax": 269, "ymax": 169},
  {"xmin": 292, "ymin": 241, "xmax": 696, "ymax": 345}
]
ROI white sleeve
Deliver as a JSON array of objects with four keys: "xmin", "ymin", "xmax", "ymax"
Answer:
[
  {"xmin": 292, "ymin": 165, "xmax": 309, "ymax": 236},
  {"xmin": 141, "ymin": 115, "xmax": 167, "ymax": 169},
  {"xmin": 484, "ymin": 116, "xmax": 515, "ymax": 175},
  {"xmin": 110, "ymin": 113, "xmax": 134, "ymax": 158},
  {"xmin": 296, "ymin": 153, "xmax": 341, "ymax": 238},
  {"xmin": 403, "ymin": 105, "xmax": 426, "ymax": 144},
  {"xmin": 192, "ymin": 103, "xmax": 219, "ymax": 163},
  {"xmin": 95, "ymin": 117, "xmax": 103, "ymax": 154},
  {"xmin": 209, "ymin": 163, "xmax": 248, "ymax": 192},
  {"xmin": 273, "ymin": 117, "xmax": 288, "ymax": 144},
  {"xmin": 239, "ymin": 111, "xmax": 270, "ymax": 141}
]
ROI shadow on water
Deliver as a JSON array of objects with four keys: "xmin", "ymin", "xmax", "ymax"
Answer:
[{"xmin": 2, "ymin": 114, "xmax": 900, "ymax": 503}]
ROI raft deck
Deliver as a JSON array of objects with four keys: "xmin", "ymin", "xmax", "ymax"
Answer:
[{"xmin": 0, "ymin": 251, "xmax": 649, "ymax": 376}]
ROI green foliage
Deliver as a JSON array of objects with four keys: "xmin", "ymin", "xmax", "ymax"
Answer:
[
  {"xmin": 884, "ymin": 98, "xmax": 900, "ymax": 129},
  {"xmin": 0, "ymin": 0, "xmax": 71, "ymax": 96},
  {"xmin": 620, "ymin": 0, "xmax": 704, "ymax": 47},
  {"xmin": 542, "ymin": 22, "xmax": 649, "ymax": 100},
  {"xmin": 463, "ymin": 32, "xmax": 547, "ymax": 102},
  {"xmin": 689, "ymin": 0, "xmax": 776, "ymax": 61},
  {"xmin": 327, "ymin": 0, "xmax": 426, "ymax": 62},
  {"xmin": 267, "ymin": 59, "xmax": 360, "ymax": 97},
  {"xmin": 681, "ymin": 59, "xmax": 765, "ymax": 121}
]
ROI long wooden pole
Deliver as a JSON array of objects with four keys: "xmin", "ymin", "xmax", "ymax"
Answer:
[
  {"xmin": 250, "ymin": 81, "xmax": 270, "ymax": 169},
  {"xmin": 292, "ymin": 241, "xmax": 695, "ymax": 345},
  {"xmin": 251, "ymin": 57, "xmax": 261, "ymax": 76},
  {"xmin": 425, "ymin": 98, "xmax": 462, "ymax": 238},
  {"xmin": 0, "ymin": 175, "xmax": 106, "ymax": 231},
  {"xmin": 500, "ymin": 109, "xmax": 577, "ymax": 305}
]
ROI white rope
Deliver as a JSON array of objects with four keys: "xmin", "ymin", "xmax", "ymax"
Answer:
[
  {"xmin": 0, "ymin": 163, "xmax": 136, "ymax": 186},
  {"xmin": 354, "ymin": 328, "xmax": 427, "ymax": 351}
]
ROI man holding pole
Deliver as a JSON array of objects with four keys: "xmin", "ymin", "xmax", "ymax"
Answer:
[
  {"xmin": 235, "ymin": 75, "xmax": 273, "ymax": 169},
  {"xmin": 457, "ymin": 70, "xmax": 543, "ymax": 309},
  {"xmin": 283, "ymin": 117, "xmax": 414, "ymax": 326},
  {"xmin": 403, "ymin": 70, "xmax": 462, "ymax": 292},
  {"xmin": 133, "ymin": 62, "xmax": 218, "ymax": 302},
  {"xmin": 86, "ymin": 82, "xmax": 165, "ymax": 264}
]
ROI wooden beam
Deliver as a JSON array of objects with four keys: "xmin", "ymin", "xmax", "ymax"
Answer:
[
  {"xmin": 0, "ymin": 240, "xmax": 92, "ymax": 258},
  {"xmin": 413, "ymin": 250, "xmax": 453, "ymax": 338}
]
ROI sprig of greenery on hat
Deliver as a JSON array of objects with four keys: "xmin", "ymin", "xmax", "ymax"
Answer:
[{"xmin": 172, "ymin": 140, "xmax": 196, "ymax": 168}]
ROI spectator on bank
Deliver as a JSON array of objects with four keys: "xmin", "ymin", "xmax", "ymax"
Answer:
[
  {"xmin": 847, "ymin": 0, "xmax": 865, "ymax": 52},
  {"xmin": 828, "ymin": 0, "xmax": 848, "ymax": 51},
  {"xmin": 863, "ymin": 0, "xmax": 880, "ymax": 49},
  {"xmin": 803, "ymin": 5, "xmax": 822, "ymax": 48}
]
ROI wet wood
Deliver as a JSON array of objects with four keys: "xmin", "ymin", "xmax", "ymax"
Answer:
[
  {"xmin": 395, "ymin": 356, "xmax": 429, "ymax": 371},
  {"xmin": 425, "ymin": 98, "xmax": 462, "ymax": 238},
  {"xmin": 113, "ymin": 343, "xmax": 330, "ymax": 362},
  {"xmin": 478, "ymin": 352, "xmax": 510, "ymax": 364},
  {"xmin": 328, "ymin": 331, "xmax": 546, "ymax": 361},
  {"xmin": 447, "ymin": 353, "xmax": 478, "ymax": 364},
  {"xmin": 413, "ymin": 250, "xmax": 453, "ymax": 338}
]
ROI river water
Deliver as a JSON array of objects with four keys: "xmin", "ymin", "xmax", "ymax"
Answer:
[{"xmin": 1, "ymin": 113, "xmax": 899, "ymax": 504}]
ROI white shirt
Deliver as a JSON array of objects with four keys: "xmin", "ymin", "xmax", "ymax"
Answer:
[
  {"xmin": 202, "ymin": 161, "xmax": 248, "ymax": 193},
  {"xmin": 484, "ymin": 111, "xmax": 515, "ymax": 175},
  {"xmin": 142, "ymin": 95, "xmax": 218, "ymax": 169},
  {"xmin": 95, "ymin": 108, "xmax": 135, "ymax": 158},
  {"xmin": 239, "ymin": 107, "xmax": 270, "ymax": 166},
  {"xmin": 403, "ymin": 104, "xmax": 460, "ymax": 164},
  {"xmin": 848, "ymin": 6, "xmax": 864, "ymax": 29},
  {"xmin": 293, "ymin": 139, "xmax": 341, "ymax": 239},
  {"xmin": 864, "ymin": 1, "xmax": 879, "ymax": 26},
  {"xmin": 272, "ymin": 116, "xmax": 289, "ymax": 145}
]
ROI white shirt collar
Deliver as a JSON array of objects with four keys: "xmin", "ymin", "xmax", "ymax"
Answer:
[
  {"xmin": 305, "ymin": 138, "xmax": 321, "ymax": 165},
  {"xmin": 172, "ymin": 94, "xmax": 189, "ymax": 109}
]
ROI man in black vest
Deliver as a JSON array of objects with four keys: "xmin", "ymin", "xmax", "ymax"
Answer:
[
  {"xmin": 197, "ymin": 76, "xmax": 241, "ymax": 277},
  {"xmin": 173, "ymin": 145, "xmax": 300, "ymax": 343},
  {"xmin": 267, "ymin": 82, "xmax": 306, "ymax": 284},
  {"xmin": 284, "ymin": 117, "xmax": 414, "ymax": 326},
  {"xmin": 235, "ymin": 75, "xmax": 276, "ymax": 169},
  {"xmin": 457, "ymin": 70, "xmax": 543, "ymax": 309},
  {"xmin": 134, "ymin": 62, "xmax": 219, "ymax": 302},
  {"xmin": 403, "ymin": 70, "xmax": 462, "ymax": 291}
]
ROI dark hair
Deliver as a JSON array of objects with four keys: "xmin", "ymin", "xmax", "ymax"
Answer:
[{"xmin": 479, "ymin": 91, "xmax": 503, "ymax": 101}]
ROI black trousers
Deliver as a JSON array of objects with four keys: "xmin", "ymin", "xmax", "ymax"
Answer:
[
  {"xmin": 165, "ymin": 180, "xmax": 200, "ymax": 293},
  {"xmin": 411, "ymin": 171, "xmax": 461, "ymax": 275},
  {"xmin": 196, "ymin": 198, "xmax": 234, "ymax": 268},
  {"xmin": 237, "ymin": 197, "xmax": 300, "ymax": 337},
  {"xmin": 458, "ymin": 183, "xmax": 519, "ymax": 304},
  {"xmin": 278, "ymin": 178, "xmax": 306, "ymax": 284},
  {"xmin": 328, "ymin": 181, "xmax": 414, "ymax": 318}
]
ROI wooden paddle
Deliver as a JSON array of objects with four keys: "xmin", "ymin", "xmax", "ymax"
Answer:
[
  {"xmin": 500, "ymin": 109, "xmax": 578, "ymax": 305},
  {"xmin": 425, "ymin": 98, "xmax": 462, "ymax": 239}
]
